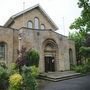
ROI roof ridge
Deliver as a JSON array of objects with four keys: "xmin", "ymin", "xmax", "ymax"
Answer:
[
  {"xmin": 4, "ymin": 4, "xmax": 58, "ymax": 30},
  {"xmin": 11, "ymin": 4, "xmax": 40, "ymax": 19}
]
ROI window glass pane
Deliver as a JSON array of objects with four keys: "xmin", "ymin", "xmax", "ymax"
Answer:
[
  {"xmin": 27, "ymin": 21, "xmax": 33, "ymax": 28},
  {"xmin": 1, "ymin": 45, "xmax": 4, "ymax": 51},
  {"xmin": 34, "ymin": 17, "xmax": 39, "ymax": 29},
  {"xmin": 0, "ymin": 43, "xmax": 5, "ymax": 60},
  {"xmin": 41, "ymin": 24, "xmax": 45, "ymax": 29}
]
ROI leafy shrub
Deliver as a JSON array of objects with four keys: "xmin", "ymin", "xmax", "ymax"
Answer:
[
  {"xmin": 16, "ymin": 46, "xmax": 27, "ymax": 70},
  {"xmin": 30, "ymin": 66, "xmax": 39, "ymax": 78},
  {"xmin": 8, "ymin": 63, "xmax": 19, "ymax": 75},
  {"xmin": 22, "ymin": 65, "xmax": 38, "ymax": 90},
  {"xmin": 10, "ymin": 47, "xmax": 40, "ymax": 90},
  {"xmin": 0, "ymin": 49, "xmax": 39, "ymax": 90},
  {"xmin": 73, "ymin": 59, "xmax": 90, "ymax": 73},
  {"xmin": 74, "ymin": 65, "xmax": 83, "ymax": 73},
  {"xmin": 0, "ymin": 61, "xmax": 7, "ymax": 68},
  {"xmin": 9, "ymin": 73, "xmax": 23, "ymax": 90},
  {"xmin": 16, "ymin": 47, "xmax": 40, "ymax": 72},
  {"xmin": 0, "ymin": 66, "xmax": 9, "ymax": 90},
  {"xmin": 83, "ymin": 60, "xmax": 90, "ymax": 73},
  {"xmin": 26, "ymin": 49, "xmax": 40, "ymax": 67},
  {"xmin": 80, "ymin": 46, "xmax": 90, "ymax": 58}
]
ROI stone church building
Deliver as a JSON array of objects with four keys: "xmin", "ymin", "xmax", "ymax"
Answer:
[{"xmin": 0, "ymin": 4, "xmax": 76, "ymax": 72}]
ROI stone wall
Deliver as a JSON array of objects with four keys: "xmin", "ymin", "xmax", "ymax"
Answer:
[
  {"xmin": 9, "ymin": 8, "xmax": 54, "ymax": 30},
  {"xmin": 0, "ymin": 26, "xmax": 14, "ymax": 66},
  {"xmin": 19, "ymin": 28, "xmax": 76, "ymax": 72},
  {"xmin": 0, "ymin": 26, "xmax": 76, "ymax": 72}
]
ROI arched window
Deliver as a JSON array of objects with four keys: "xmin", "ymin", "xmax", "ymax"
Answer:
[
  {"xmin": 41, "ymin": 24, "xmax": 45, "ymax": 29},
  {"xmin": 69, "ymin": 48, "xmax": 73, "ymax": 69},
  {"xmin": 0, "ymin": 42, "xmax": 6, "ymax": 60},
  {"xmin": 27, "ymin": 21, "xmax": 33, "ymax": 28},
  {"xmin": 34, "ymin": 17, "xmax": 39, "ymax": 29}
]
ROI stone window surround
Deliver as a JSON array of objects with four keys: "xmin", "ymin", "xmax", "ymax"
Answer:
[
  {"xmin": 69, "ymin": 48, "xmax": 73, "ymax": 66},
  {"xmin": 34, "ymin": 17, "xmax": 39, "ymax": 29},
  {"xmin": 27, "ymin": 17, "xmax": 45, "ymax": 30},
  {"xmin": 41, "ymin": 24, "xmax": 45, "ymax": 29},
  {"xmin": 0, "ymin": 42, "xmax": 7, "ymax": 62},
  {"xmin": 27, "ymin": 20, "xmax": 33, "ymax": 28}
]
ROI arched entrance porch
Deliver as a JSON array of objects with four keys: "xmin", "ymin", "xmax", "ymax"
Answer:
[{"xmin": 43, "ymin": 39, "xmax": 58, "ymax": 72}]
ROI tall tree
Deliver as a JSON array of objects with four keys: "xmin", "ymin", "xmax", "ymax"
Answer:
[
  {"xmin": 70, "ymin": 0, "xmax": 90, "ymax": 35},
  {"xmin": 69, "ymin": 0, "xmax": 90, "ymax": 64}
]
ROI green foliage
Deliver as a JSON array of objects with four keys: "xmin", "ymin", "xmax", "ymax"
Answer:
[
  {"xmin": 8, "ymin": 63, "xmax": 19, "ymax": 75},
  {"xmin": 9, "ymin": 73, "xmax": 23, "ymax": 90},
  {"xmin": 69, "ymin": 0, "xmax": 90, "ymax": 64},
  {"xmin": 14, "ymin": 48, "xmax": 39, "ymax": 90},
  {"xmin": 70, "ymin": 17, "xmax": 86, "ymax": 30},
  {"xmin": 0, "ymin": 66, "xmax": 8, "ymax": 79},
  {"xmin": 80, "ymin": 46, "xmax": 90, "ymax": 58},
  {"xmin": 16, "ymin": 47, "xmax": 40, "ymax": 73},
  {"xmin": 70, "ymin": 0, "xmax": 90, "ymax": 34},
  {"xmin": 0, "ymin": 61, "xmax": 7, "ymax": 68},
  {"xmin": 0, "ymin": 48, "xmax": 39, "ymax": 90},
  {"xmin": 0, "ymin": 61, "xmax": 39, "ymax": 90},
  {"xmin": 26, "ymin": 49, "xmax": 40, "ymax": 67},
  {"xmin": 0, "ymin": 66, "xmax": 9, "ymax": 90},
  {"xmin": 0, "ymin": 63, "xmax": 39, "ymax": 90},
  {"xmin": 78, "ymin": 0, "xmax": 89, "ymax": 8},
  {"xmin": 73, "ymin": 58, "xmax": 90, "ymax": 73},
  {"xmin": 86, "ymin": 34, "xmax": 90, "ymax": 46},
  {"xmin": 8, "ymin": 64, "xmax": 39, "ymax": 90},
  {"xmin": 73, "ymin": 65, "xmax": 83, "ymax": 73},
  {"xmin": 69, "ymin": 32, "xmax": 85, "ymax": 64},
  {"xmin": 30, "ymin": 66, "xmax": 39, "ymax": 78},
  {"xmin": 83, "ymin": 62, "xmax": 90, "ymax": 73},
  {"xmin": 22, "ymin": 65, "xmax": 38, "ymax": 90}
]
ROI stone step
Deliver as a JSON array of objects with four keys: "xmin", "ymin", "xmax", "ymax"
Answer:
[{"xmin": 38, "ymin": 73, "xmax": 85, "ymax": 82}]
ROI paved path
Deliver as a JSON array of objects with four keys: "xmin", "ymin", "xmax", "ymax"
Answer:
[{"xmin": 40, "ymin": 75, "xmax": 90, "ymax": 90}]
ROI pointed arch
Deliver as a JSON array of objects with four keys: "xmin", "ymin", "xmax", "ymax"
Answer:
[
  {"xmin": 42, "ymin": 39, "xmax": 58, "ymax": 72},
  {"xmin": 34, "ymin": 17, "xmax": 39, "ymax": 29},
  {"xmin": 69, "ymin": 48, "xmax": 73, "ymax": 69},
  {"xmin": 27, "ymin": 20, "xmax": 33, "ymax": 28},
  {"xmin": 41, "ymin": 24, "xmax": 45, "ymax": 30}
]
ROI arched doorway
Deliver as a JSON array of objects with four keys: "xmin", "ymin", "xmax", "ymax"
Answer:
[
  {"xmin": 69, "ymin": 48, "xmax": 73, "ymax": 69},
  {"xmin": 44, "ymin": 40, "xmax": 58, "ymax": 72}
]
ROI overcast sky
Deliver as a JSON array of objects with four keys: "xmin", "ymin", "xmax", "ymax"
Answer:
[{"xmin": 0, "ymin": 0, "xmax": 81, "ymax": 36}]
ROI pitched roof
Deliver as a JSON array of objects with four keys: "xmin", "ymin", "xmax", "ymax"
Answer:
[{"xmin": 4, "ymin": 4, "xmax": 58, "ymax": 30}]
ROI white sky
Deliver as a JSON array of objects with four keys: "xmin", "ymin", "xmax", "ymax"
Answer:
[{"xmin": 0, "ymin": 0, "xmax": 81, "ymax": 36}]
